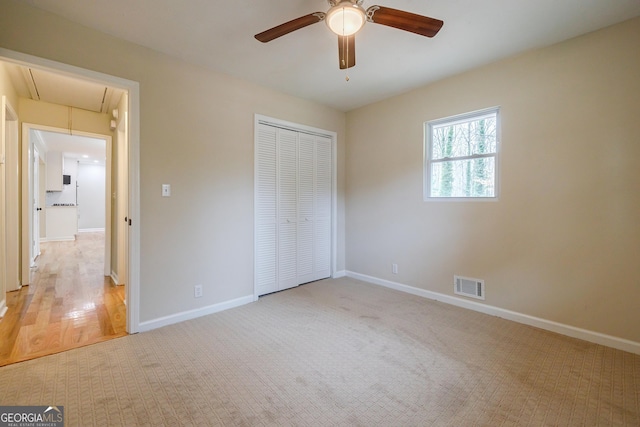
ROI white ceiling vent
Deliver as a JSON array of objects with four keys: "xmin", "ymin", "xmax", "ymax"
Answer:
[{"xmin": 454, "ymin": 275, "xmax": 485, "ymax": 300}]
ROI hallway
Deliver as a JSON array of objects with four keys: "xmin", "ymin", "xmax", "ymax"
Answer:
[{"xmin": 0, "ymin": 232, "xmax": 126, "ymax": 366}]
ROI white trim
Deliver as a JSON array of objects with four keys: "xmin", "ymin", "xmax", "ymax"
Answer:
[
  {"xmin": 104, "ymin": 137, "xmax": 112, "ymax": 277},
  {"xmin": 0, "ymin": 300, "xmax": 7, "ymax": 318},
  {"xmin": 256, "ymin": 115, "xmax": 335, "ymax": 138},
  {"xmin": 0, "ymin": 47, "xmax": 141, "ymax": 335},
  {"xmin": 333, "ymin": 270, "xmax": 346, "ymax": 278},
  {"xmin": 138, "ymin": 295, "xmax": 254, "ymax": 332},
  {"xmin": 40, "ymin": 237, "xmax": 76, "ymax": 242},
  {"xmin": 127, "ymin": 83, "xmax": 141, "ymax": 334},
  {"xmin": 424, "ymin": 106, "xmax": 501, "ymax": 201},
  {"xmin": 78, "ymin": 228, "xmax": 105, "ymax": 233},
  {"xmin": 110, "ymin": 272, "xmax": 119, "ymax": 286},
  {"xmin": 253, "ymin": 114, "xmax": 338, "ymax": 300},
  {"xmin": 2, "ymin": 96, "xmax": 20, "ymax": 292},
  {"xmin": 345, "ymin": 271, "xmax": 640, "ymax": 356}
]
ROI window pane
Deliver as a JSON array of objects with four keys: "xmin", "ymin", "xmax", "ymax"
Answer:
[
  {"xmin": 430, "ymin": 157, "xmax": 495, "ymax": 197},
  {"xmin": 431, "ymin": 115, "xmax": 497, "ymax": 160}
]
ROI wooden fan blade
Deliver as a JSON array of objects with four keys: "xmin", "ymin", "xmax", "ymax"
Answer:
[
  {"xmin": 255, "ymin": 12, "xmax": 325, "ymax": 43},
  {"xmin": 338, "ymin": 35, "xmax": 356, "ymax": 69},
  {"xmin": 367, "ymin": 6, "xmax": 443, "ymax": 38}
]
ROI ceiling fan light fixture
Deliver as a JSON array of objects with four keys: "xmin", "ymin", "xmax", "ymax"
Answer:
[{"xmin": 325, "ymin": 1, "xmax": 366, "ymax": 36}]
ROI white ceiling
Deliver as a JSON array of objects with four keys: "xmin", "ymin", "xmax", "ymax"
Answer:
[
  {"xmin": 19, "ymin": 0, "xmax": 640, "ymax": 111},
  {"xmin": 3, "ymin": 62, "xmax": 116, "ymax": 164},
  {"xmin": 34, "ymin": 130, "xmax": 106, "ymax": 164},
  {"xmin": 5, "ymin": 63, "xmax": 124, "ymax": 114}
]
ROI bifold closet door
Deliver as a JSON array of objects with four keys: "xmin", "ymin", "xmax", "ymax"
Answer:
[{"xmin": 256, "ymin": 123, "xmax": 332, "ymax": 297}]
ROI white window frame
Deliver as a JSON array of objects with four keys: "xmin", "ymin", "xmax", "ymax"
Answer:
[{"xmin": 424, "ymin": 106, "xmax": 501, "ymax": 201}]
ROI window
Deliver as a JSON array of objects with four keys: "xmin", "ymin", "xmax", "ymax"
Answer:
[{"xmin": 425, "ymin": 107, "xmax": 500, "ymax": 199}]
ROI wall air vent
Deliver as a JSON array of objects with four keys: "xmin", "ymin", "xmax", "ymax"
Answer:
[{"xmin": 454, "ymin": 275, "xmax": 485, "ymax": 300}]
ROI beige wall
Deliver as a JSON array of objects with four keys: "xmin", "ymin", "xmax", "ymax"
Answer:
[
  {"xmin": 0, "ymin": 61, "xmax": 19, "ymax": 309},
  {"xmin": 346, "ymin": 17, "xmax": 640, "ymax": 343},
  {"xmin": 0, "ymin": 61, "xmax": 19, "ymax": 306},
  {"xmin": 0, "ymin": 62, "xmax": 18, "ymax": 109},
  {"xmin": 6, "ymin": 0, "xmax": 635, "ymax": 344},
  {"xmin": 0, "ymin": 0, "xmax": 346, "ymax": 322},
  {"xmin": 19, "ymin": 98, "xmax": 112, "ymax": 134}
]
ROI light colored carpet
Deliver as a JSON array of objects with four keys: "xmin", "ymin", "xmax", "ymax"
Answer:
[{"xmin": 1, "ymin": 277, "xmax": 638, "ymax": 426}]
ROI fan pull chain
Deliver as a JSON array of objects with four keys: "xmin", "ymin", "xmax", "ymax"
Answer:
[
  {"xmin": 345, "ymin": 34, "xmax": 350, "ymax": 81},
  {"xmin": 345, "ymin": 37, "xmax": 350, "ymax": 81}
]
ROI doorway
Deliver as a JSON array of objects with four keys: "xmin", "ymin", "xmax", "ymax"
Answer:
[
  {"xmin": 0, "ymin": 47, "xmax": 141, "ymax": 337},
  {"xmin": 0, "ymin": 124, "xmax": 123, "ymax": 366}
]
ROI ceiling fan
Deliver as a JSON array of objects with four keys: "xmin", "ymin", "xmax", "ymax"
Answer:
[{"xmin": 254, "ymin": 0, "xmax": 444, "ymax": 70}]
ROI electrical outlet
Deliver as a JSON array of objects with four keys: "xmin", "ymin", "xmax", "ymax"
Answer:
[
  {"xmin": 194, "ymin": 284, "xmax": 203, "ymax": 298},
  {"xmin": 392, "ymin": 263, "xmax": 398, "ymax": 275}
]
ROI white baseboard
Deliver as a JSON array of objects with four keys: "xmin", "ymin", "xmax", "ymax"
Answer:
[
  {"xmin": 0, "ymin": 299, "xmax": 7, "ymax": 318},
  {"xmin": 78, "ymin": 228, "xmax": 105, "ymax": 233},
  {"xmin": 138, "ymin": 294, "xmax": 254, "ymax": 333},
  {"xmin": 110, "ymin": 271, "xmax": 120, "ymax": 286},
  {"xmin": 333, "ymin": 270, "xmax": 347, "ymax": 279},
  {"xmin": 40, "ymin": 236, "xmax": 75, "ymax": 242},
  {"xmin": 346, "ymin": 271, "xmax": 640, "ymax": 356}
]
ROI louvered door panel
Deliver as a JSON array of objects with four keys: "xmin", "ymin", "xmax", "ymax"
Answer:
[
  {"xmin": 277, "ymin": 129, "xmax": 298, "ymax": 290},
  {"xmin": 278, "ymin": 221, "xmax": 298, "ymax": 290},
  {"xmin": 315, "ymin": 136, "xmax": 332, "ymax": 218},
  {"xmin": 314, "ymin": 218, "xmax": 331, "ymax": 277},
  {"xmin": 297, "ymin": 134, "xmax": 315, "ymax": 284},
  {"xmin": 314, "ymin": 136, "xmax": 332, "ymax": 280},
  {"xmin": 278, "ymin": 129, "xmax": 298, "ymax": 221},
  {"xmin": 255, "ymin": 124, "xmax": 278, "ymax": 295}
]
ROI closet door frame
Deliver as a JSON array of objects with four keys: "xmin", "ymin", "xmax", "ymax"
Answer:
[{"xmin": 253, "ymin": 114, "xmax": 337, "ymax": 301}]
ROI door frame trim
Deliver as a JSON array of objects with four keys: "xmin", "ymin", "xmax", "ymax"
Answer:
[
  {"xmin": 0, "ymin": 47, "xmax": 141, "ymax": 334},
  {"xmin": 1, "ymin": 96, "xmax": 19, "ymax": 296},
  {"xmin": 22, "ymin": 124, "xmax": 112, "ymax": 272}
]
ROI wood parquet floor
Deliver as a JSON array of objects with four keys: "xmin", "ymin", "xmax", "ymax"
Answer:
[{"xmin": 0, "ymin": 231, "xmax": 126, "ymax": 366}]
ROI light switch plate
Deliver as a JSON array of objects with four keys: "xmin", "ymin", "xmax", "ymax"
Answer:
[{"xmin": 162, "ymin": 184, "xmax": 171, "ymax": 197}]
